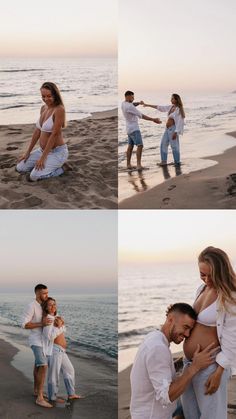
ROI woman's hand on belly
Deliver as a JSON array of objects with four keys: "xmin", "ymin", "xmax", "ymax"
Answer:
[{"xmin": 205, "ymin": 365, "xmax": 224, "ymax": 395}]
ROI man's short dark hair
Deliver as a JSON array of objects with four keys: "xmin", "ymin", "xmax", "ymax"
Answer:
[
  {"xmin": 166, "ymin": 303, "xmax": 197, "ymax": 320},
  {"xmin": 125, "ymin": 90, "xmax": 134, "ymax": 97},
  {"xmin": 34, "ymin": 284, "xmax": 47, "ymax": 293}
]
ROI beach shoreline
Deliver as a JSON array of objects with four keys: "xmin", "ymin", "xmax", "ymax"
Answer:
[
  {"xmin": 0, "ymin": 108, "xmax": 118, "ymax": 209},
  {"xmin": 0, "ymin": 333, "xmax": 117, "ymax": 419},
  {"xmin": 119, "ymin": 131, "xmax": 236, "ymax": 209}
]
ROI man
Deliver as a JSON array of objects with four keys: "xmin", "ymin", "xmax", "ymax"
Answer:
[
  {"xmin": 22, "ymin": 283, "xmax": 52, "ymax": 408},
  {"xmin": 130, "ymin": 303, "xmax": 218, "ymax": 419},
  {"xmin": 121, "ymin": 90, "xmax": 161, "ymax": 171}
]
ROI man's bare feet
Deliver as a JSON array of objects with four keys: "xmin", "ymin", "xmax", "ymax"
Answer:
[
  {"xmin": 68, "ymin": 394, "xmax": 85, "ymax": 400},
  {"xmin": 127, "ymin": 165, "xmax": 136, "ymax": 170},
  {"xmin": 35, "ymin": 398, "xmax": 53, "ymax": 408},
  {"xmin": 137, "ymin": 166, "xmax": 144, "ymax": 171}
]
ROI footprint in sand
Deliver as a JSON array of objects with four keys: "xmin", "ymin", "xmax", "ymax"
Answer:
[
  {"xmin": 162, "ymin": 197, "xmax": 170, "ymax": 204},
  {"xmin": 6, "ymin": 146, "xmax": 18, "ymax": 151},
  {"xmin": 10, "ymin": 196, "xmax": 43, "ymax": 209},
  {"xmin": 168, "ymin": 184, "xmax": 176, "ymax": 191}
]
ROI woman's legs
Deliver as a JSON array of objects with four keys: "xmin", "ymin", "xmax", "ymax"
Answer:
[
  {"xmin": 160, "ymin": 129, "xmax": 170, "ymax": 163},
  {"xmin": 170, "ymin": 134, "xmax": 180, "ymax": 164},
  {"xmin": 181, "ymin": 376, "xmax": 200, "ymax": 419},
  {"xmin": 61, "ymin": 353, "xmax": 75, "ymax": 397},
  {"xmin": 47, "ymin": 349, "xmax": 63, "ymax": 401},
  {"xmin": 30, "ymin": 145, "xmax": 68, "ymax": 181},
  {"xmin": 16, "ymin": 148, "xmax": 42, "ymax": 173}
]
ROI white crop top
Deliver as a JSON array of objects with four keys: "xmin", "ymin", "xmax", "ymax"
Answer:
[
  {"xmin": 36, "ymin": 114, "xmax": 54, "ymax": 133},
  {"xmin": 196, "ymin": 300, "xmax": 217, "ymax": 327}
]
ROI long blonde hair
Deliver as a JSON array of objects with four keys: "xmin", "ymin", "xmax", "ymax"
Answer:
[
  {"xmin": 198, "ymin": 246, "xmax": 236, "ymax": 310},
  {"xmin": 172, "ymin": 93, "xmax": 185, "ymax": 118}
]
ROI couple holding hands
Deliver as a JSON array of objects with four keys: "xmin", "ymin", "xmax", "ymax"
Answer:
[{"xmin": 121, "ymin": 91, "xmax": 185, "ymax": 171}]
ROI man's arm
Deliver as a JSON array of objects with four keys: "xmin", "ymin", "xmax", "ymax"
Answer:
[
  {"xmin": 142, "ymin": 114, "xmax": 161, "ymax": 124},
  {"xmin": 169, "ymin": 343, "xmax": 219, "ymax": 402}
]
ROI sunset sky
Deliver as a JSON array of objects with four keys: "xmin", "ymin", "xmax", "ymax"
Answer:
[
  {"xmin": 119, "ymin": 0, "xmax": 236, "ymax": 94},
  {"xmin": 1, "ymin": 0, "xmax": 117, "ymax": 58},
  {"xmin": 0, "ymin": 211, "xmax": 117, "ymax": 293},
  {"xmin": 119, "ymin": 210, "xmax": 236, "ymax": 264}
]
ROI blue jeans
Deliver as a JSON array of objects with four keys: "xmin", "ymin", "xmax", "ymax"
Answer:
[
  {"xmin": 181, "ymin": 359, "xmax": 230, "ymax": 419},
  {"xmin": 160, "ymin": 125, "xmax": 180, "ymax": 164}
]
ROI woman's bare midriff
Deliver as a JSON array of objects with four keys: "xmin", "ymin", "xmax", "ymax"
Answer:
[
  {"xmin": 39, "ymin": 131, "xmax": 65, "ymax": 150},
  {"xmin": 54, "ymin": 333, "xmax": 67, "ymax": 349},
  {"xmin": 166, "ymin": 117, "xmax": 175, "ymax": 128},
  {"xmin": 183, "ymin": 323, "xmax": 219, "ymax": 360}
]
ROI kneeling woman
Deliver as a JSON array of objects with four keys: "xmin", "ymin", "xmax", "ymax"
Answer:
[
  {"xmin": 16, "ymin": 82, "xmax": 68, "ymax": 181},
  {"xmin": 42, "ymin": 298, "xmax": 80, "ymax": 402},
  {"xmin": 182, "ymin": 246, "xmax": 236, "ymax": 419}
]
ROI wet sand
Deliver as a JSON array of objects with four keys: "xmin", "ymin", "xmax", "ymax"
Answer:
[
  {"xmin": 118, "ymin": 360, "xmax": 236, "ymax": 419},
  {"xmin": 0, "ymin": 338, "xmax": 117, "ymax": 419},
  {"xmin": 119, "ymin": 131, "xmax": 236, "ymax": 209},
  {"xmin": 0, "ymin": 109, "xmax": 118, "ymax": 209}
]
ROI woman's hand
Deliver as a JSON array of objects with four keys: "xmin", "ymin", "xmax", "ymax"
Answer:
[
  {"xmin": 18, "ymin": 152, "xmax": 30, "ymax": 163},
  {"xmin": 205, "ymin": 367, "xmax": 224, "ymax": 395},
  {"xmin": 35, "ymin": 157, "xmax": 46, "ymax": 170},
  {"xmin": 172, "ymin": 133, "xmax": 177, "ymax": 140}
]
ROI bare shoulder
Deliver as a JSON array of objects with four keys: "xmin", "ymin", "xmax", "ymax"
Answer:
[
  {"xmin": 40, "ymin": 104, "xmax": 46, "ymax": 114},
  {"xmin": 55, "ymin": 105, "xmax": 65, "ymax": 116}
]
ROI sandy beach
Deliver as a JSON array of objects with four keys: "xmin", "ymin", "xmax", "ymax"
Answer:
[
  {"xmin": 0, "ymin": 337, "xmax": 117, "ymax": 419},
  {"xmin": 0, "ymin": 109, "xmax": 117, "ymax": 209},
  {"xmin": 118, "ymin": 360, "xmax": 236, "ymax": 419},
  {"xmin": 119, "ymin": 131, "xmax": 236, "ymax": 209}
]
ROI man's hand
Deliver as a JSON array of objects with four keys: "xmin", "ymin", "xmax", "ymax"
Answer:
[
  {"xmin": 191, "ymin": 343, "xmax": 220, "ymax": 373},
  {"xmin": 140, "ymin": 100, "xmax": 145, "ymax": 106},
  {"xmin": 153, "ymin": 118, "xmax": 162, "ymax": 124},
  {"xmin": 205, "ymin": 367, "xmax": 224, "ymax": 395},
  {"xmin": 172, "ymin": 133, "xmax": 177, "ymax": 140},
  {"xmin": 54, "ymin": 316, "xmax": 64, "ymax": 327},
  {"xmin": 42, "ymin": 317, "xmax": 53, "ymax": 327}
]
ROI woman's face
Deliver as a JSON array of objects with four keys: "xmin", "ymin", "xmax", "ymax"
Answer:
[
  {"xmin": 47, "ymin": 300, "xmax": 57, "ymax": 315},
  {"xmin": 41, "ymin": 88, "xmax": 54, "ymax": 107},
  {"xmin": 171, "ymin": 95, "xmax": 177, "ymax": 105},
  {"xmin": 198, "ymin": 261, "xmax": 214, "ymax": 287}
]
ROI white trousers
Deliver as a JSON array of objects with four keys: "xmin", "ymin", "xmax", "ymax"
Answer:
[
  {"xmin": 181, "ymin": 359, "xmax": 230, "ymax": 419},
  {"xmin": 16, "ymin": 144, "xmax": 68, "ymax": 181},
  {"xmin": 47, "ymin": 344, "xmax": 75, "ymax": 401}
]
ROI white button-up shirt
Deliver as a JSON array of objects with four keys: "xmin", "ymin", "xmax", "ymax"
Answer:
[
  {"xmin": 42, "ymin": 314, "xmax": 66, "ymax": 356},
  {"xmin": 130, "ymin": 330, "xmax": 176, "ymax": 419},
  {"xmin": 121, "ymin": 101, "xmax": 143, "ymax": 134},
  {"xmin": 22, "ymin": 300, "xmax": 43, "ymax": 347},
  {"xmin": 157, "ymin": 105, "xmax": 185, "ymax": 135}
]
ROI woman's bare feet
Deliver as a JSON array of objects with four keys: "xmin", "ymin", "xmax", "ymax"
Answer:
[
  {"xmin": 62, "ymin": 162, "xmax": 73, "ymax": 172},
  {"xmin": 68, "ymin": 394, "xmax": 84, "ymax": 400}
]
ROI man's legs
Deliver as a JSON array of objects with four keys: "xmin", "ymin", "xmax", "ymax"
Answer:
[
  {"xmin": 31, "ymin": 345, "xmax": 52, "ymax": 408},
  {"xmin": 136, "ymin": 145, "xmax": 143, "ymax": 170},
  {"xmin": 127, "ymin": 144, "xmax": 134, "ymax": 169}
]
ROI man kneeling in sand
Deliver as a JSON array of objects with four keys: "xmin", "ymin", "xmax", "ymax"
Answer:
[
  {"xmin": 22, "ymin": 284, "xmax": 53, "ymax": 408},
  {"xmin": 130, "ymin": 303, "xmax": 218, "ymax": 419},
  {"xmin": 121, "ymin": 91, "xmax": 161, "ymax": 171}
]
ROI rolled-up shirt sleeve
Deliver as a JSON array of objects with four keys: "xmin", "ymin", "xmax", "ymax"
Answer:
[
  {"xmin": 156, "ymin": 105, "xmax": 172, "ymax": 113},
  {"xmin": 145, "ymin": 345, "xmax": 173, "ymax": 407},
  {"xmin": 22, "ymin": 303, "xmax": 34, "ymax": 329},
  {"xmin": 126, "ymin": 103, "xmax": 143, "ymax": 118},
  {"xmin": 216, "ymin": 303, "xmax": 236, "ymax": 369}
]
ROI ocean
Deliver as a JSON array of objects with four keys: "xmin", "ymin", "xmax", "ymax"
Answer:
[
  {"xmin": 119, "ymin": 92, "xmax": 236, "ymax": 201},
  {"xmin": 0, "ymin": 57, "xmax": 117, "ymax": 125},
  {"xmin": 0, "ymin": 293, "xmax": 117, "ymax": 364}
]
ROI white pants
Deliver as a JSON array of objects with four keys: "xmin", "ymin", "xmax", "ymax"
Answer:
[
  {"xmin": 181, "ymin": 359, "xmax": 230, "ymax": 419},
  {"xmin": 16, "ymin": 144, "xmax": 68, "ymax": 181},
  {"xmin": 47, "ymin": 344, "xmax": 75, "ymax": 401}
]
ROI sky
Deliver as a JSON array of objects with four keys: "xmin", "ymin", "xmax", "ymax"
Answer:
[
  {"xmin": 119, "ymin": 0, "xmax": 236, "ymax": 94},
  {"xmin": 0, "ymin": 211, "xmax": 117, "ymax": 293},
  {"xmin": 119, "ymin": 210, "xmax": 236, "ymax": 264},
  {"xmin": 1, "ymin": 0, "xmax": 117, "ymax": 58}
]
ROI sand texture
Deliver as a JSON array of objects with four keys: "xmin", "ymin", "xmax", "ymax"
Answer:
[
  {"xmin": 0, "ymin": 109, "xmax": 118, "ymax": 209},
  {"xmin": 119, "ymin": 131, "xmax": 236, "ymax": 209}
]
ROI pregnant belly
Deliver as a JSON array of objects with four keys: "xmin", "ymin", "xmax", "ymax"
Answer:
[
  {"xmin": 39, "ymin": 132, "xmax": 64, "ymax": 150},
  {"xmin": 183, "ymin": 323, "xmax": 219, "ymax": 360},
  {"xmin": 54, "ymin": 334, "xmax": 67, "ymax": 349},
  {"xmin": 166, "ymin": 117, "xmax": 175, "ymax": 128}
]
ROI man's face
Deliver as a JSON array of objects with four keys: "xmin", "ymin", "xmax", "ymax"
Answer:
[
  {"xmin": 38, "ymin": 288, "xmax": 49, "ymax": 302},
  {"xmin": 126, "ymin": 94, "xmax": 134, "ymax": 103},
  {"xmin": 169, "ymin": 313, "xmax": 195, "ymax": 344}
]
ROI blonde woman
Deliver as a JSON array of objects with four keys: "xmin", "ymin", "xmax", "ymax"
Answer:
[
  {"xmin": 16, "ymin": 82, "xmax": 69, "ymax": 181},
  {"xmin": 141, "ymin": 93, "xmax": 185, "ymax": 166},
  {"xmin": 181, "ymin": 246, "xmax": 236, "ymax": 419}
]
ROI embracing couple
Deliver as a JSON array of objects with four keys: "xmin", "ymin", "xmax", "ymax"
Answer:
[
  {"xmin": 22, "ymin": 284, "xmax": 80, "ymax": 408},
  {"xmin": 121, "ymin": 91, "xmax": 185, "ymax": 171},
  {"xmin": 130, "ymin": 246, "xmax": 236, "ymax": 419}
]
